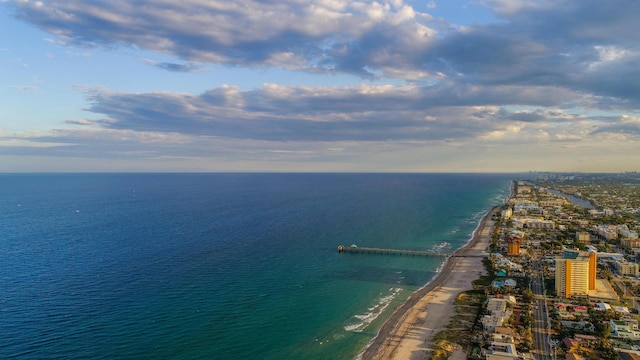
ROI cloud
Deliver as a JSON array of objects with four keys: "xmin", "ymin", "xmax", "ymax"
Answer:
[
  {"xmin": 8, "ymin": 0, "xmax": 440, "ymax": 79},
  {"xmin": 6, "ymin": 0, "xmax": 638, "ymax": 103},
  {"xmin": 154, "ymin": 62, "xmax": 203, "ymax": 72},
  {"xmin": 7, "ymin": 0, "xmax": 639, "ymax": 98},
  {"xmin": 12, "ymin": 85, "xmax": 38, "ymax": 91},
  {"xmin": 140, "ymin": 57, "xmax": 204, "ymax": 72},
  {"xmin": 592, "ymin": 115, "xmax": 640, "ymax": 136},
  {"xmin": 3, "ymin": 0, "xmax": 640, "ymax": 171},
  {"xmin": 75, "ymin": 82, "xmax": 584, "ymax": 143}
]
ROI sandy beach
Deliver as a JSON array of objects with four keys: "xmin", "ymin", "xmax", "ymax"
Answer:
[{"xmin": 359, "ymin": 207, "xmax": 498, "ymax": 360}]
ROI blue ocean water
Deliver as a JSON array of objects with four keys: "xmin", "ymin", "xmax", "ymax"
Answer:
[{"xmin": 0, "ymin": 173, "xmax": 511, "ymax": 359}]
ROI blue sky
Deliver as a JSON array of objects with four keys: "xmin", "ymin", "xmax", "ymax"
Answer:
[{"xmin": 1, "ymin": 0, "xmax": 639, "ymax": 172}]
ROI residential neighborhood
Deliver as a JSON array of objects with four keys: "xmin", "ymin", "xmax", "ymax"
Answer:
[{"xmin": 439, "ymin": 173, "xmax": 640, "ymax": 360}]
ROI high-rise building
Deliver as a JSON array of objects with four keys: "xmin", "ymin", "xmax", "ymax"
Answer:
[
  {"xmin": 555, "ymin": 250, "xmax": 597, "ymax": 298},
  {"xmin": 507, "ymin": 231, "xmax": 523, "ymax": 256}
]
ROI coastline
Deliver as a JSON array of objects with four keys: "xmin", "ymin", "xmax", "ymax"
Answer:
[{"xmin": 358, "ymin": 205, "xmax": 499, "ymax": 360}]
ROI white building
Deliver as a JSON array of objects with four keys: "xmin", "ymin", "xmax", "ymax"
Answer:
[
  {"xmin": 610, "ymin": 318, "xmax": 640, "ymax": 340},
  {"xmin": 486, "ymin": 342, "xmax": 521, "ymax": 360},
  {"xmin": 513, "ymin": 200, "xmax": 542, "ymax": 214},
  {"xmin": 483, "ymin": 298, "xmax": 511, "ymax": 335}
]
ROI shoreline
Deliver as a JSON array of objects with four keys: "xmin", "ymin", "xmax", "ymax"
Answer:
[{"xmin": 358, "ymin": 205, "xmax": 499, "ymax": 360}]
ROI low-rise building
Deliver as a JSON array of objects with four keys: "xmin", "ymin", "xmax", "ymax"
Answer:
[
  {"xmin": 595, "ymin": 225, "xmax": 618, "ymax": 240},
  {"xmin": 483, "ymin": 298, "xmax": 511, "ymax": 335},
  {"xmin": 621, "ymin": 238, "xmax": 640, "ymax": 251},
  {"xmin": 594, "ymin": 302, "xmax": 612, "ymax": 311},
  {"xmin": 574, "ymin": 219, "xmax": 590, "ymax": 228},
  {"xmin": 489, "ymin": 327, "xmax": 516, "ymax": 344},
  {"xmin": 512, "ymin": 217, "xmax": 555, "ymax": 229},
  {"xmin": 560, "ymin": 320, "xmax": 595, "ymax": 332},
  {"xmin": 539, "ymin": 198, "xmax": 567, "ymax": 207},
  {"xmin": 615, "ymin": 259, "xmax": 640, "ymax": 276},
  {"xmin": 485, "ymin": 341, "xmax": 520, "ymax": 360},
  {"xmin": 610, "ymin": 318, "xmax": 640, "ymax": 340},
  {"xmin": 513, "ymin": 200, "xmax": 542, "ymax": 215},
  {"xmin": 576, "ymin": 232, "xmax": 591, "ymax": 243},
  {"xmin": 621, "ymin": 229, "xmax": 640, "ymax": 239}
]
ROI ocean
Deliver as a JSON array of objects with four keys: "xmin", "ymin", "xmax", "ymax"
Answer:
[{"xmin": 0, "ymin": 173, "xmax": 512, "ymax": 359}]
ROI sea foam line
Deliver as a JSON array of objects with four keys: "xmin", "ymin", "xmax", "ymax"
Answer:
[{"xmin": 344, "ymin": 288, "xmax": 403, "ymax": 332}]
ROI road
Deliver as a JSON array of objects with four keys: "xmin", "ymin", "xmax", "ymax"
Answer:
[{"xmin": 530, "ymin": 261, "xmax": 555, "ymax": 360}]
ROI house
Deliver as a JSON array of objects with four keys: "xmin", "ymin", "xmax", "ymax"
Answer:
[
  {"xmin": 569, "ymin": 305, "xmax": 588, "ymax": 313},
  {"xmin": 614, "ymin": 306, "xmax": 631, "ymax": 315},
  {"xmin": 555, "ymin": 303, "xmax": 573, "ymax": 318},
  {"xmin": 561, "ymin": 320, "xmax": 595, "ymax": 332},
  {"xmin": 594, "ymin": 302, "xmax": 612, "ymax": 311},
  {"xmin": 574, "ymin": 334, "xmax": 598, "ymax": 346},
  {"xmin": 562, "ymin": 337, "xmax": 579, "ymax": 352}
]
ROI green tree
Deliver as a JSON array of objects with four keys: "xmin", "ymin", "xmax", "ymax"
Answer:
[{"xmin": 522, "ymin": 288, "xmax": 534, "ymax": 303}]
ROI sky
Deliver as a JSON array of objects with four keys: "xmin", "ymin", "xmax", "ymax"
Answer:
[{"xmin": 1, "ymin": 0, "xmax": 639, "ymax": 173}]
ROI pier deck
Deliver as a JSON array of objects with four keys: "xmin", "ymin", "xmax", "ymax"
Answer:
[{"xmin": 338, "ymin": 245, "xmax": 452, "ymax": 257}]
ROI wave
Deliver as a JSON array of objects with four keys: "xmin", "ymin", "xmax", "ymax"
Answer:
[
  {"xmin": 344, "ymin": 288, "xmax": 403, "ymax": 332},
  {"xmin": 430, "ymin": 241, "xmax": 452, "ymax": 252}
]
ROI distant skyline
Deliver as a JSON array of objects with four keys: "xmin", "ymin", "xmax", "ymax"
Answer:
[{"xmin": 1, "ymin": 0, "xmax": 639, "ymax": 172}]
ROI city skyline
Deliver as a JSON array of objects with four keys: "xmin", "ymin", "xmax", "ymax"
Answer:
[{"xmin": 1, "ymin": 0, "xmax": 639, "ymax": 172}]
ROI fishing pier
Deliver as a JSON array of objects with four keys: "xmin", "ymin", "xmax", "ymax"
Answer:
[{"xmin": 337, "ymin": 245, "xmax": 452, "ymax": 257}]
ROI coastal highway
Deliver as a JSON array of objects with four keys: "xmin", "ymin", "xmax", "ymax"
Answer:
[{"xmin": 530, "ymin": 260, "xmax": 554, "ymax": 360}]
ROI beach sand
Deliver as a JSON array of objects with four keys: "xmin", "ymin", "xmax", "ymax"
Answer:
[{"xmin": 359, "ymin": 207, "xmax": 497, "ymax": 360}]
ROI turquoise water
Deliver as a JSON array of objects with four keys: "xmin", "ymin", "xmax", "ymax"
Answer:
[{"xmin": 0, "ymin": 173, "xmax": 511, "ymax": 359}]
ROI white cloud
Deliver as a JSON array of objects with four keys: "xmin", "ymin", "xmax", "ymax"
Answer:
[
  {"xmin": 10, "ymin": 0, "xmax": 439, "ymax": 78},
  {"xmin": 588, "ymin": 45, "xmax": 633, "ymax": 71},
  {"xmin": 3, "ymin": 0, "xmax": 640, "ymax": 171},
  {"xmin": 12, "ymin": 85, "xmax": 38, "ymax": 91}
]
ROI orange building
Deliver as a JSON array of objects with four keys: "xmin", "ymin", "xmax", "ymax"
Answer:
[
  {"xmin": 555, "ymin": 250, "xmax": 597, "ymax": 298},
  {"xmin": 589, "ymin": 251, "xmax": 596, "ymax": 290},
  {"xmin": 507, "ymin": 231, "xmax": 523, "ymax": 256}
]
